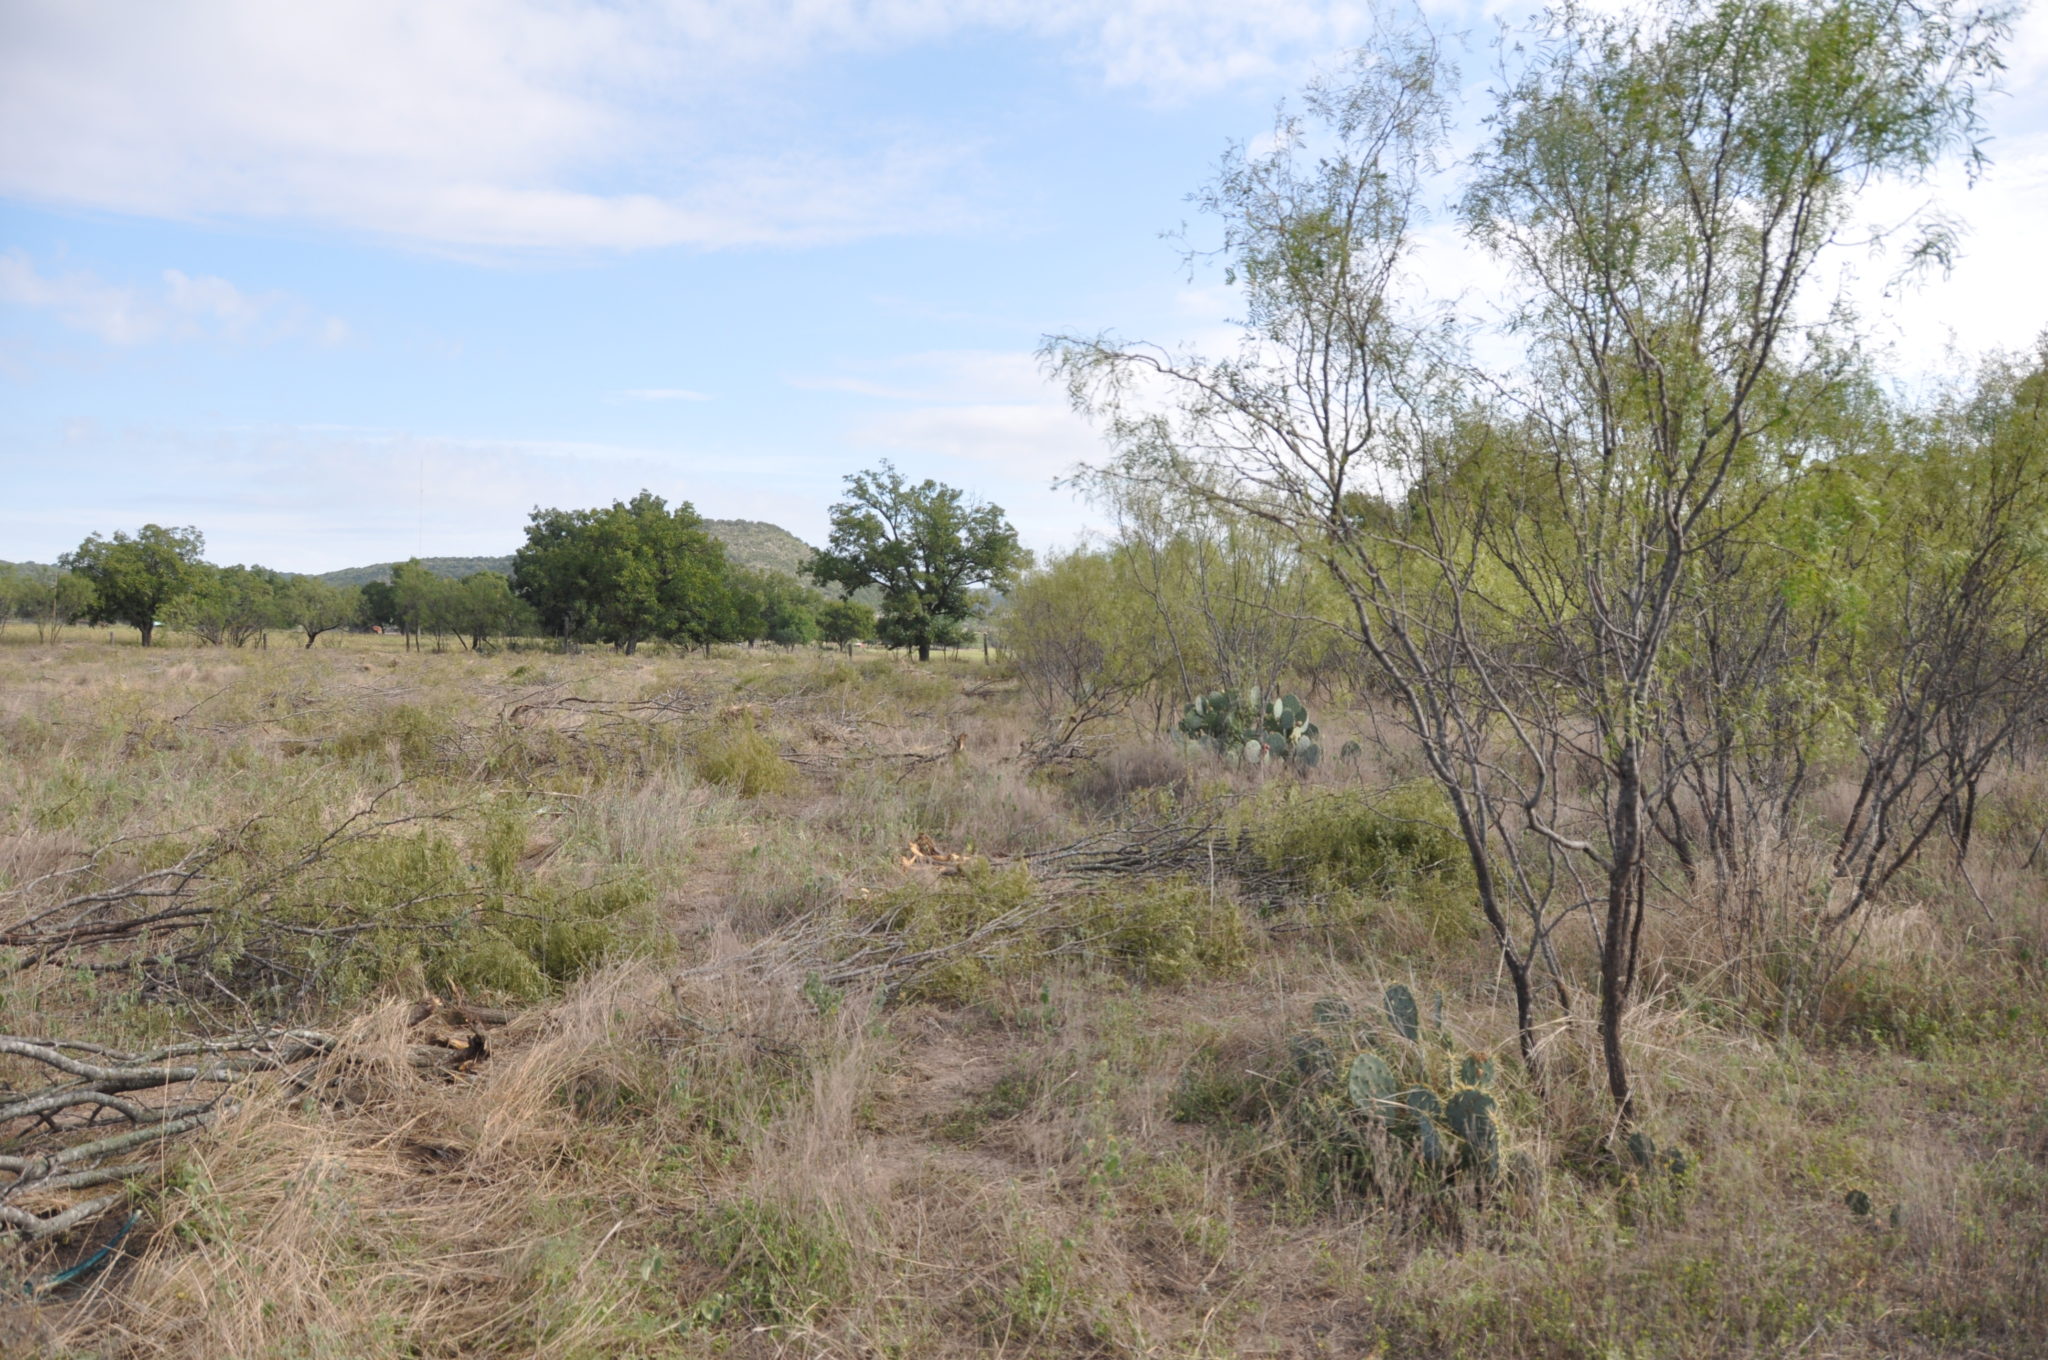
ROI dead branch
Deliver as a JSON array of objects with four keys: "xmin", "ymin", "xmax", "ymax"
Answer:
[{"xmin": 1, "ymin": 1010, "xmax": 512, "ymax": 1243}]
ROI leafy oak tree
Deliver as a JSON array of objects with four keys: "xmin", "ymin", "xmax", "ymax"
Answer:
[
  {"xmin": 512, "ymin": 491, "xmax": 733, "ymax": 653},
  {"xmin": 817, "ymin": 598, "xmax": 875, "ymax": 654},
  {"xmin": 442, "ymin": 572, "xmax": 533, "ymax": 651},
  {"xmin": 60, "ymin": 524, "xmax": 205, "ymax": 647},
  {"xmin": 805, "ymin": 462, "xmax": 1028, "ymax": 662},
  {"xmin": 169, "ymin": 563, "xmax": 289, "ymax": 646},
  {"xmin": 281, "ymin": 577, "xmax": 360, "ymax": 649}
]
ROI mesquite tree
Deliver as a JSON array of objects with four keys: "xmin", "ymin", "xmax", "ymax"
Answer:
[{"xmin": 1051, "ymin": 0, "xmax": 2006, "ymax": 1122}]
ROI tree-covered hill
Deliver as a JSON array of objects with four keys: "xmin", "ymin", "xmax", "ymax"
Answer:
[{"xmin": 315, "ymin": 519, "xmax": 815, "ymax": 586}]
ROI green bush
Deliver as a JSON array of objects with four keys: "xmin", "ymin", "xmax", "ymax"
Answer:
[
  {"xmin": 1243, "ymin": 783, "xmax": 1467, "ymax": 894},
  {"xmin": 692, "ymin": 720, "xmax": 798, "ymax": 797},
  {"xmin": 196, "ymin": 804, "xmax": 653, "ymax": 1007},
  {"xmin": 325, "ymin": 702, "xmax": 453, "ymax": 774},
  {"xmin": 856, "ymin": 864, "xmax": 1039, "ymax": 1004},
  {"xmin": 1075, "ymin": 879, "xmax": 1250, "ymax": 985},
  {"xmin": 858, "ymin": 870, "xmax": 1248, "ymax": 1003}
]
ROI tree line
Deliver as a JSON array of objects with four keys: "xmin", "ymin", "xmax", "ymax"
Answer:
[{"xmin": 2, "ymin": 462, "xmax": 1027, "ymax": 657}]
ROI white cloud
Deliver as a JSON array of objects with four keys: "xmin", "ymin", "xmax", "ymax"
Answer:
[
  {"xmin": 791, "ymin": 349, "xmax": 1055, "ymax": 403},
  {"xmin": 0, "ymin": 249, "xmax": 349, "ymax": 346},
  {"xmin": 620, "ymin": 388, "xmax": 712, "ymax": 402},
  {"xmin": 853, "ymin": 402, "xmax": 1098, "ymax": 473},
  {"xmin": 798, "ymin": 347, "xmax": 1101, "ymax": 483},
  {"xmin": 0, "ymin": 0, "xmax": 1410, "ymax": 253},
  {"xmin": 1, "ymin": 422, "xmax": 837, "ymax": 571},
  {"xmin": 0, "ymin": 250, "xmax": 161, "ymax": 344}
]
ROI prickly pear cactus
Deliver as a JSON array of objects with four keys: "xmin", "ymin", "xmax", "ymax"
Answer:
[
  {"xmin": 1384, "ymin": 985, "xmax": 1421, "ymax": 1044},
  {"xmin": 1407, "ymin": 1110, "xmax": 1449, "ymax": 1166},
  {"xmin": 1400, "ymin": 1085, "xmax": 1442, "ymax": 1119},
  {"xmin": 1177, "ymin": 689, "xmax": 1255, "ymax": 756},
  {"xmin": 1346, "ymin": 1052, "xmax": 1399, "ymax": 1113},
  {"xmin": 1261, "ymin": 693, "xmax": 1321, "ymax": 766},
  {"xmin": 1289, "ymin": 1032, "xmax": 1335, "ymax": 1080},
  {"xmin": 1175, "ymin": 688, "xmax": 1323, "ymax": 766},
  {"xmin": 1445, "ymin": 1088, "xmax": 1500, "ymax": 1177},
  {"xmin": 1625, "ymin": 1130, "xmax": 1658, "ymax": 1170},
  {"xmin": 1286, "ymin": 1001, "xmax": 1520, "ymax": 1196}
]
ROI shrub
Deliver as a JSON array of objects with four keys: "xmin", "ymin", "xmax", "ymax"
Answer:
[
  {"xmin": 1243, "ymin": 783, "xmax": 1467, "ymax": 895},
  {"xmin": 325, "ymin": 702, "xmax": 454, "ymax": 774},
  {"xmin": 188, "ymin": 803, "xmax": 654, "ymax": 1008},
  {"xmin": 1075, "ymin": 879, "xmax": 1250, "ymax": 985},
  {"xmin": 692, "ymin": 719, "xmax": 797, "ymax": 797},
  {"xmin": 857, "ymin": 869, "xmax": 1248, "ymax": 1002},
  {"xmin": 1068, "ymin": 742, "xmax": 1190, "ymax": 813},
  {"xmin": 856, "ymin": 864, "xmax": 1040, "ymax": 1004}
]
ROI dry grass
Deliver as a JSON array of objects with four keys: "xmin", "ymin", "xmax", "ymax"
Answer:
[{"xmin": 2, "ymin": 630, "xmax": 2044, "ymax": 1358}]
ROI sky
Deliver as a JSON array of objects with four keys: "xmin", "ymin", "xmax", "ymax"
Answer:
[{"xmin": 3, "ymin": 0, "xmax": 2045, "ymax": 574}]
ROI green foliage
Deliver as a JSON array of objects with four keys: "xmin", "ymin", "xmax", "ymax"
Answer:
[
  {"xmin": 1075, "ymin": 879, "xmax": 1250, "ymax": 986},
  {"xmin": 438, "ymin": 571, "xmax": 533, "ymax": 650},
  {"xmin": 691, "ymin": 719, "xmax": 798, "ymax": 798},
  {"xmin": 728, "ymin": 566, "xmax": 823, "ymax": 648},
  {"xmin": 1177, "ymin": 687, "xmax": 1322, "ymax": 766},
  {"xmin": 815, "ymin": 598, "xmax": 875, "ymax": 652},
  {"xmin": 198, "ymin": 804, "xmax": 652, "ymax": 1007},
  {"xmin": 856, "ymin": 870, "xmax": 1245, "ymax": 1004},
  {"xmin": 512, "ymin": 490, "xmax": 734, "ymax": 652},
  {"xmin": 327, "ymin": 702, "xmax": 455, "ymax": 774},
  {"xmin": 279, "ymin": 576, "xmax": 359, "ymax": 647},
  {"xmin": 856, "ymin": 864, "xmax": 1039, "ymax": 1004},
  {"xmin": 10, "ymin": 569, "xmax": 95, "ymax": 640},
  {"xmin": 166, "ymin": 562, "xmax": 291, "ymax": 646},
  {"xmin": 1616, "ymin": 1128, "xmax": 1699, "ymax": 1226},
  {"xmin": 1004, "ymin": 550, "xmax": 1165, "ymax": 741},
  {"xmin": 693, "ymin": 1196, "xmax": 856, "ymax": 1331},
  {"xmin": 1168, "ymin": 1045, "xmax": 1267, "ymax": 1126},
  {"xmin": 60, "ymin": 523, "xmax": 205, "ymax": 646},
  {"xmin": 806, "ymin": 460, "xmax": 1027, "ymax": 661},
  {"xmin": 1242, "ymin": 783, "xmax": 1467, "ymax": 894}
]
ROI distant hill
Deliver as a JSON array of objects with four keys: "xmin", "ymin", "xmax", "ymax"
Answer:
[
  {"xmin": 705, "ymin": 519, "xmax": 815, "ymax": 578},
  {"xmin": 316, "ymin": 519, "xmax": 816, "ymax": 587},
  {"xmin": 317, "ymin": 556, "xmax": 510, "ymax": 587}
]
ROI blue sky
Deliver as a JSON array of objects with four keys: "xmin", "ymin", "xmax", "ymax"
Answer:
[{"xmin": 4, "ymin": 1, "xmax": 2045, "ymax": 573}]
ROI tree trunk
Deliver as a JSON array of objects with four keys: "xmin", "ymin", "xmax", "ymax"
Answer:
[
  {"xmin": 917, "ymin": 639, "xmax": 931, "ymax": 662},
  {"xmin": 1600, "ymin": 748, "xmax": 1645, "ymax": 1127},
  {"xmin": 139, "ymin": 620, "xmax": 154, "ymax": 647}
]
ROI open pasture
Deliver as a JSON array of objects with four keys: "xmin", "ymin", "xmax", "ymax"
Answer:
[{"xmin": 2, "ymin": 631, "xmax": 2042, "ymax": 1358}]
